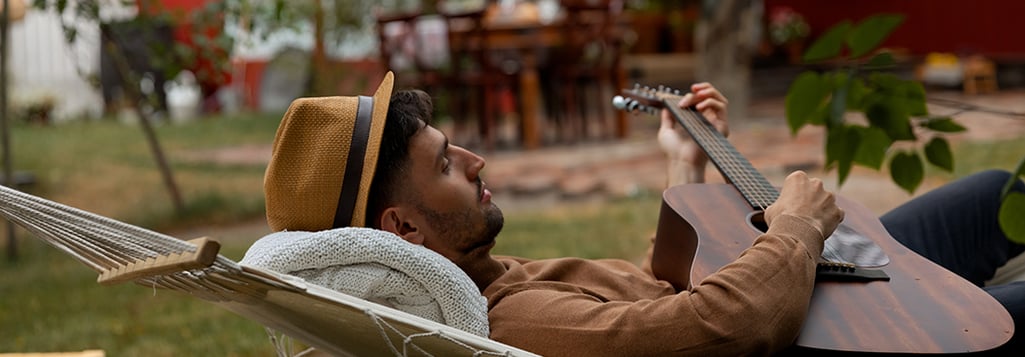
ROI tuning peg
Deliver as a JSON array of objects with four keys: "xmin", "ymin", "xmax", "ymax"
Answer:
[
  {"xmin": 612, "ymin": 96, "xmax": 643, "ymax": 112},
  {"xmin": 611, "ymin": 96, "xmax": 628, "ymax": 110},
  {"xmin": 628, "ymin": 100, "xmax": 641, "ymax": 112}
]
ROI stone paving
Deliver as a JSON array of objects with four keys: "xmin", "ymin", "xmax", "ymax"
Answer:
[{"xmin": 482, "ymin": 89, "xmax": 1025, "ymax": 216}]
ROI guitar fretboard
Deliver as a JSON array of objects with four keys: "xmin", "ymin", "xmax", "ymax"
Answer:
[{"xmin": 663, "ymin": 99, "xmax": 779, "ymax": 210}]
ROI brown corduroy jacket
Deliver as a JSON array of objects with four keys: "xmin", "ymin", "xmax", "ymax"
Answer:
[{"xmin": 483, "ymin": 215, "xmax": 825, "ymax": 356}]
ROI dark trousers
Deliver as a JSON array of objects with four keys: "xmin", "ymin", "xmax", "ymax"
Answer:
[{"xmin": 881, "ymin": 169, "xmax": 1025, "ymax": 353}]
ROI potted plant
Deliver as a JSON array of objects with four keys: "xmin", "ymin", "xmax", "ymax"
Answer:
[{"xmin": 767, "ymin": 6, "xmax": 810, "ymax": 63}]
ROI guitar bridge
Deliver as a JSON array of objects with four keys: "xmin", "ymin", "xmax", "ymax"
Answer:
[{"xmin": 816, "ymin": 262, "xmax": 890, "ymax": 282}]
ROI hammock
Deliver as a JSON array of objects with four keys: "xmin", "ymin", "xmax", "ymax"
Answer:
[{"xmin": 0, "ymin": 184, "xmax": 538, "ymax": 357}]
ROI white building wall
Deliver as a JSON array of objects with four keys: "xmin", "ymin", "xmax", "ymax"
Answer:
[
  {"xmin": 9, "ymin": 9, "xmax": 99, "ymax": 121},
  {"xmin": 7, "ymin": 3, "xmax": 136, "ymax": 122}
]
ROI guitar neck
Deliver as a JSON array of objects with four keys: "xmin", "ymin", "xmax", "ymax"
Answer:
[{"xmin": 661, "ymin": 99, "xmax": 778, "ymax": 210}]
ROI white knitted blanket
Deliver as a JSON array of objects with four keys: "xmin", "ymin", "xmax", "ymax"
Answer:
[{"xmin": 240, "ymin": 227, "xmax": 490, "ymax": 337}]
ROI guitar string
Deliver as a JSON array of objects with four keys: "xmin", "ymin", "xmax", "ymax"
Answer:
[
  {"xmin": 665, "ymin": 95, "xmax": 844, "ymax": 263},
  {"xmin": 672, "ymin": 102, "xmax": 775, "ymax": 206},
  {"xmin": 670, "ymin": 102, "xmax": 771, "ymax": 204},
  {"xmin": 681, "ymin": 103, "xmax": 777, "ymax": 206},
  {"xmin": 644, "ymin": 89, "xmax": 779, "ymax": 207},
  {"xmin": 677, "ymin": 105, "xmax": 845, "ymax": 262}
]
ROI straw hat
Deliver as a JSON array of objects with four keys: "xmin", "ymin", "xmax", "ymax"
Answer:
[{"xmin": 265, "ymin": 72, "xmax": 394, "ymax": 232}]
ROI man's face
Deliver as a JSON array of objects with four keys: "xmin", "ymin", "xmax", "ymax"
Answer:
[{"xmin": 400, "ymin": 125, "xmax": 504, "ymax": 269}]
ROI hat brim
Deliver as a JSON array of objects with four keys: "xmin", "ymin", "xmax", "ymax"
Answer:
[{"xmin": 264, "ymin": 71, "xmax": 394, "ymax": 232}]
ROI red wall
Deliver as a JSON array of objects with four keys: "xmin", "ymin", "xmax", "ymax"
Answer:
[
  {"xmin": 139, "ymin": 0, "xmax": 230, "ymax": 92},
  {"xmin": 765, "ymin": 0, "xmax": 1025, "ymax": 59}
]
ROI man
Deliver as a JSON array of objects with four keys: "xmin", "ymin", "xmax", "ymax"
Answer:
[{"xmin": 262, "ymin": 72, "xmax": 1024, "ymax": 355}]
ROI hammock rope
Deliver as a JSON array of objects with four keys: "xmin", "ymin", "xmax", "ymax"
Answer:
[{"xmin": 0, "ymin": 185, "xmax": 536, "ymax": 357}]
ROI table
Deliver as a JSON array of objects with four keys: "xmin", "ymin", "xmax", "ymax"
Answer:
[
  {"xmin": 480, "ymin": 18, "xmax": 563, "ymax": 149},
  {"xmin": 446, "ymin": 2, "xmax": 628, "ymax": 149}
]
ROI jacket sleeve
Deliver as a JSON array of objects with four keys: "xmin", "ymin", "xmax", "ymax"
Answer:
[{"xmin": 487, "ymin": 215, "xmax": 824, "ymax": 357}]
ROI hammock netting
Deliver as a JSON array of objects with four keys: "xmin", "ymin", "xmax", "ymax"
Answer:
[{"xmin": 0, "ymin": 185, "xmax": 536, "ymax": 357}]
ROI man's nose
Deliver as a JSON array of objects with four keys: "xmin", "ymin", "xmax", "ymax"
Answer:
[{"xmin": 455, "ymin": 146, "xmax": 486, "ymax": 178}]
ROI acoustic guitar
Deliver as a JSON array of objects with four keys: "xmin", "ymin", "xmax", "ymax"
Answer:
[{"xmin": 613, "ymin": 86, "xmax": 1013, "ymax": 353}]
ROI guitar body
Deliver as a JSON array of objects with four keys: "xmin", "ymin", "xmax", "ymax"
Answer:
[
  {"xmin": 653, "ymin": 184, "xmax": 1013, "ymax": 353},
  {"xmin": 615, "ymin": 86, "xmax": 1014, "ymax": 353}
]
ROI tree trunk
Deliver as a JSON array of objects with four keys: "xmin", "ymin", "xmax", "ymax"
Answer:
[
  {"xmin": 694, "ymin": 0, "xmax": 761, "ymax": 120},
  {"xmin": 309, "ymin": 0, "xmax": 331, "ymax": 96},
  {"xmin": 99, "ymin": 23, "xmax": 185, "ymax": 215}
]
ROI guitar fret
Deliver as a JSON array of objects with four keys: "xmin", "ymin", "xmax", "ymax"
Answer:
[
  {"xmin": 675, "ymin": 106, "xmax": 778, "ymax": 209},
  {"xmin": 624, "ymin": 89, "xmax": 780, "ymax": 210}
]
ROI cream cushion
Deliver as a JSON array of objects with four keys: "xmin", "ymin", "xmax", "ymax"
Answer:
[{"xmin": 241, "ymin": 227, "xmax": 490, "ymax": 337}]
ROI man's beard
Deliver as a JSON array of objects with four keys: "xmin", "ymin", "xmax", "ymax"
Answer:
[
  {"xmin": 481, "ymin": 204, "xmax": 505, "ymax": 242},
  {"xmin": 416, "ymin": 202, "xmax": 504, "ymax": 252}
]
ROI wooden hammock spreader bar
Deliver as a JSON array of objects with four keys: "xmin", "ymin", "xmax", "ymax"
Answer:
[{"xmin": 97, "ymin": 237, "xmax": 221, "ymax": 285}]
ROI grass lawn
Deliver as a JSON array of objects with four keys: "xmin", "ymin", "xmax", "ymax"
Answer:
[
  {"xmin": 2, "ymin": 115, "xmax": 283, "ymax": 355},
  {"xmin": 0, "ymin": 112, "xmax": 1022, "ymax": 355},
  {"xmin": 8, "ymin": 113, "xmax": 282, "ymax": 231},
  {"xmin": 0, "ymin": 240, "xmax": 273, "ymax": 356}
]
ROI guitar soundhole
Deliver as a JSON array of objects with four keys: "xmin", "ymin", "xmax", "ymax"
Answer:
[{"xmin": 747, "ymin": 211, "xmax": 768, "ymax": 233}]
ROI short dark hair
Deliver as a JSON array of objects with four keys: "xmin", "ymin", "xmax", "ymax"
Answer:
[{"xmin": 365, "ymin": 89, "xmax": 434, "ymax": 227}]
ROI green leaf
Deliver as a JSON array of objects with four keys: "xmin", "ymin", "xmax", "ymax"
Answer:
[
  {"xmin": 924, "ymin": 137, "xmax": 954, "ymax": 172},
  {"xmin": 890, "ymin": 151, "xmax": 924, "ymax": 193},
  {"xmin": 852, "ymin": 126, "xmax": 891, "ymax": 169},
  {"xmin": 76, "ymin": 0, "xmax": 99, "ymax": 19},
  {"xmin": 846, "ymin": 77, "xmax": 869, "ymax": 111},
  {"xmin": 865, "ymin": 97, "xmax": 915, "ymax": 141},
  {"xmin": 923, "ymin": 117, "xmax": 967, "ymax": 133},
  {"xmin": 1001, "ymin": 156, "xmax": 1025, "ymax": 198},
  {"xmin": 826, "ymin": 125, "xmax": 859, "ymax": 185},
  {"xmin": 847, "ymin": 14, "xmax": 905, "ymax": 58},
  {"xmin": 866, "ymin": 52, "xmax": 896, "ymax": 68},
  {"xmin": 828, "ymin": 80, "xmax": 849, "ymax": 128},
  {"xmin": 868, "ymin": 72, "xmax": 904, "ymax": 90},
  {"xmin": 999, "ymin": 192, "xmax": 1025, "ymax": 244},
  {"xmin": 809, "ymin": 104, "xmax": 830, "ymax": 126},
  {"xmin": 803, "ymin": 21, "xmax": 852, "ymax": 62},
  {"xmin": 785, "ymin": 71, "xmax": 829, "ymax": 134},
  {"xmin": 63, "ymin": 27, "xmax": 77, "ymax": 44},
  {"xmin": 901, "ymin": 81, "xmax": 929, "ymax": 116},
  {"xmin": 275, "ymin": 0, "xmax": 287, "ymax": 21}
]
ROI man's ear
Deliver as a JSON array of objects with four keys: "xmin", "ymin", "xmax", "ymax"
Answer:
[{"xmin": 378, "ymin": 207, "xmax": 425, "ymax": 245}]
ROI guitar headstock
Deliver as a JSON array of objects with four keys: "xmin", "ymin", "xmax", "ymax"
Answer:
[{"xmin": 611, "ymin": 84, "xmax": 687, "ymax": 114}]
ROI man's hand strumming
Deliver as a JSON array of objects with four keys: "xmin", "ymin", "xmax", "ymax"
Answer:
[{"xmin": 764, "ymin": 171, "xmax": 844, "ymax": 241}]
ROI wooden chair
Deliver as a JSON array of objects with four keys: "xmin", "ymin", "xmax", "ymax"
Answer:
[
  {"xmin": 374, "ymin": 10, "xmax": 448, "ymax": 96},
  {"xmin": 545, "ymin": 0, "xmax": 627, "ymax": 142},
  {"xmin": 439, "ymin": 3, "xmax": 519, "ymax": 150},
  {"xmin": 376, "ymin": 10, "xmax": 419, "ymax": 86},
  {"xmin": 962, "ymin": 55, "xmax": 998, "ymax": 95}
]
